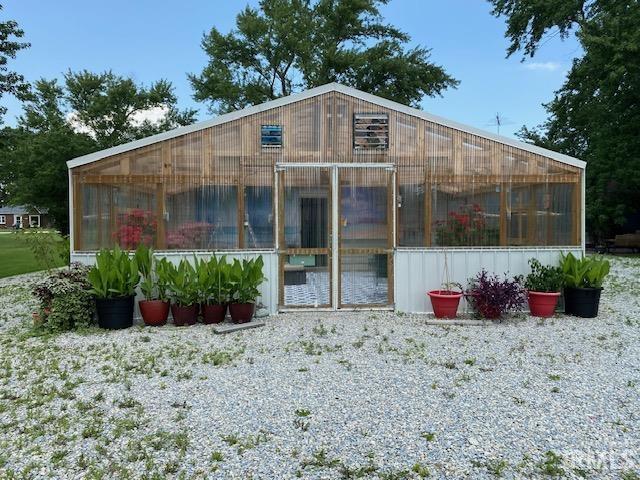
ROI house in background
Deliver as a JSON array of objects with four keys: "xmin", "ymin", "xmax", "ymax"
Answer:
[
  {"xmin": 66, "ymin": 83, "xmax": 585, "ymax": 314},
  {"xmin": 0, "ymin": 205, "xmax": 51, "ymax": 230}
]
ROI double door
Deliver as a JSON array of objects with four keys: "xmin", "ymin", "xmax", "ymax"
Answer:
[{"xmin": 278, "ymin": 164, "xmax": 394, "ymax": 309}]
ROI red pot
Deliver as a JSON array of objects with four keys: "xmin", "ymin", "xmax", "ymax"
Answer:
[
  {"xmin": 427, "ymin": 290, "xmax": 463, "ymax": 319},
  {"xmin": 527, "ymin": 291, "xmax": 561, "ymax": 318},
  {"xmin": 202, "ymin": 303, "xmax": 227, "ymax": 324},
  {"xmin": 171, "ymin": 304, "xmax": 199, "ymax": 326},
  {"xmin": 229, "ymin": 303, "xmax": 255, "ymax": 323},
  {"xmin": 139, "ymin": 300, "xmax": 169, "ymax": 326}
]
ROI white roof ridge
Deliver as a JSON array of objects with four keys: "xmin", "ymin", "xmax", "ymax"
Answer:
[{"xmin": 67, "ymin": 82, "xmax": 585, "ymax": 170}]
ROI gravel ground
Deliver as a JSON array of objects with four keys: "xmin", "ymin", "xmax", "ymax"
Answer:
[{"xmin": 0, "ymin": 257, "xmax": 638, "ymax": 479}]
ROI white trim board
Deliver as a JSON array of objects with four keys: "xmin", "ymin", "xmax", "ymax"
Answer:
[{"xmin": 67, "ymin": 83, "xmax": 586, "ymax": 170}]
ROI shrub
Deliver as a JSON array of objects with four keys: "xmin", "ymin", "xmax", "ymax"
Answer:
[
  {"xmin": 32, "ymin": 263, "xmax": 95, "ymax": 332},
  {"xmin": 17, "ymin": 230, "xmax": 69, "ymax": 271},
  {"xmin": 524, "ymin": 258, "xmax": 563, "ymax": 292},
  {"xmin": 465, "ymin": 270, "xmax": 526, "ymax": 320}
]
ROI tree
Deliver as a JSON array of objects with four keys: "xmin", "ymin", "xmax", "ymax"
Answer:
[
  {"xmin": 65, "ymin": 70, "xmax": 197, "ymax": 149},
  {"xmin": 0, "ymin": 74, "xmax": 197, "ymax": 232},
  {"xmin": 0, "ymin": 3, "xmax": 30, "ymax": 120},
  {"xmin": 490, "ymin": 0, "xmax": 640, "ymax": 241},
  {"xmin": 190, "ymin": 0, "xmax": 458, "ymax": 113}
]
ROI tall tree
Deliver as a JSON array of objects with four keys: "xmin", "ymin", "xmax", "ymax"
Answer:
[
  {"xmin": 65, "ymin": 70, "xmax": 197, "ymax": 149},
  {"xmin": 0, "ymin": 3, "xmax": 30, "ymax": 120},
  {"xmin": 190, "ymin": 0, "xmax": 458, "ymax": 113},
  {"xmin": 490, "ymin": 0, "xmax": 640, "ymax": 241},
  {"xmin": 0, "ymin": 73, "xmax": 197, "ymax": 232}
]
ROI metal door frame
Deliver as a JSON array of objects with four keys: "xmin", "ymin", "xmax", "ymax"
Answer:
[{"xmin": 276, "ymin": 163, "xmax": 396, "ymax": 311}]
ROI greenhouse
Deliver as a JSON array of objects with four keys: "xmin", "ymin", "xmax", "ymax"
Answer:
[{"xmin": 67, "ymin": 83, "xmax": 585, "ymax": 314}]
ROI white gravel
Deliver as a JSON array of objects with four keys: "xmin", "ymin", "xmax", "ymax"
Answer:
[{"xmin": 0, "ymin": 257, "xmax": 638, "ymax": 479}]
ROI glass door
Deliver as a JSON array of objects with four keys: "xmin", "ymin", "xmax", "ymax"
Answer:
[
  {"xmin": 338, "ymin": 167, "xmax": 394, "ymax": 307},
  {"xmin": 278, "ymin": 166, "xmax": 332, "ymax": 308}
]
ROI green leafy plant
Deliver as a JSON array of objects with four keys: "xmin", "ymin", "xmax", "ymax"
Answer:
[
  {"xmin": 87, "ymin": 245, "xmax": 140, "ymax": 298},
  {"xmin": 524, "ymin": 258, "xmax": 563, "ymax": 292},
  {"xmin": 134, "ymin": 244, "xmax": 169, "ymax": 301},
  {"xmin": 195, "ymin": 255, "xmax": 230, "ymax": 305},
  {"xmin": 559, "ymin": 253, "xmax": 610, "ymax": 288},
  {"xmin": 32, "ymin": 263, "xmax": 95, "ymax": 332},
  {"xmin": 228, "ymin": 256, "xmax": 266, "ymax": 304},
  {"xmin": 17, "ymin": 230, "xmax": 69, "ymax": 271},
  {"xmin": 165, "ymin": 259, "xmax": 199, "ymax": 306}
]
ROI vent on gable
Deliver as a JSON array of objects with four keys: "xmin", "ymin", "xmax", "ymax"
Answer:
[
  {"xmin": 353, "ymin": 113, "xmax": 389, "ymax": 150},
  {"xmin": 261, "ymin": 125, "xmax": 283, "ymax": 148}
]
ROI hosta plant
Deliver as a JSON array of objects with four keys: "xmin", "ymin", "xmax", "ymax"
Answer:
[
  {"xmin": 465, "ymin": 269, "xmax": 526, "ymax": 320},
  {"xmin": 559, "ymin": 253, "xmax": 610, "ymax": 288}
]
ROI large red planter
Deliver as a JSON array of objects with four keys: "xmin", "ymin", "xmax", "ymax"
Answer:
[
  {"xmin": 229, "ymin": 303, "xmax": 255, "ymax": 323},
  {"xmin": 171, "ymin": 304, "xmax": 199, "ymax": 326},
  {"xmin": 427, "ymin": 290, "xmax": 463, "ymax": 319},
  {"xmin": 139, "ymin": 300, "xmax": 170, "ymax": 326},
  {"xmin": 202, "ymin": 303, "xmax": 227, "ymax": 324},
  {"xmin": 527, "ymin": 291, "xmax": 561, "ymax": 318}
]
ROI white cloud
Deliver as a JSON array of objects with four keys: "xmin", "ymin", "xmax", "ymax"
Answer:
[
  {"xmin": 523, "ymin": 61, "xmax": 562, "ymax": 72},
  {"xmin": 66, "ymin": 106, "xmax": 170, "ymax": 136}
]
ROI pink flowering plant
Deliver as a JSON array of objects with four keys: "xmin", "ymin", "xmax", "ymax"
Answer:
[{"xmin": 112, "ymin": 209, "xmax": 157, "ymax": 250}]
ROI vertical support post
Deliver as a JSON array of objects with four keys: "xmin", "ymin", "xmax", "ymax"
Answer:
[
  {"xmin": 331, "ymin": 166, "xmax": 339, "ymax": 310},
  {"xmin": 424, "ymin": 168, "xmax": 432, "ymax": 246},
  {"xmin": 156, "ymin": 183, "xmax": 166, "ymax": 249},
  {"xmin": 573, "ymin": 173, "xmax": 582, "ymax": 247},
  {"xmin": 237, "ymin": 172, "xmax": 245, "ymax": 249},
  {"xmin": 73, "ymin": 174, "xmax": 82, "ymax": 251},
  {"xmin": 499, "ymin": 182, "xmax": 507, "ymax": 246}
]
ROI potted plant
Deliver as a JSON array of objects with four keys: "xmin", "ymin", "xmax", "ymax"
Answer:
[
  {"xmin": 87, "ymin": 245, "xmax": 140, "ymax": 329},
  {"xmin": 465, "ymin": 269, "xmax": 526, "ymax": 320},
  {"xmin": 197, "ymin": 255, "xmax": 230, "ymax": 324},
  {"xmin": 524, "ymin": 258, "xmax": 564, "ymax": 318},
  {"xmin": 228, "ymin": 256, "xmax": 266, "ymax": 323},
  {"xmin": 559, "ymin": 253, "xmax": 610, "ymax": 318},
  {"xmin": 427, "ymin": 251, "xmax": 463, "ymax": 319},
  {"xmin": 166, "ymin": 259, "xmax": 199, "ymax": 326},
  {"xmin": 135, "ymin": 245, "xmax": 170, "ymax": 326}
]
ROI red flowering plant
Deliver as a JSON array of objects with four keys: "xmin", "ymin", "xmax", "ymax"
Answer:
[
  {"xmin": 166, "ymin": 222, "xmax": 215, "ymax": 249},
  {"xmin": 112, "ymin": 209, "xmax": 157, "ymax": 250},
  {"xmin": 434, "ymin": 203, "xmax": 499, "ymax": 246}
]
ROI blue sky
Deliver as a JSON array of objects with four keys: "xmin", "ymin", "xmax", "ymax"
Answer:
[{"xmin": 1, "ymin": 0, "xmax": 580, "ymax": 138}]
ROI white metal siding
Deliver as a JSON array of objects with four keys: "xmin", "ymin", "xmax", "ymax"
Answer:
[
  {"xmin": 71, "ymin": 251, "xmax": 279, "ymax": 315},
  {"xmin": 394, "ymin": 248, "xmax": 583, "ymax": 314}
]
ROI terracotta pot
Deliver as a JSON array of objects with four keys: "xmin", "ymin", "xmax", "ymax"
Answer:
[
  {"xmin": 139, "ymin": 300, "xmax": 170, "ymax": 326},
  {"xmin": 171, "ymin": 304, "xmax": 199, "ymax": 326},
  {"xmin": 527, "ymin": 291, "xmax": 561, "ymax": 318},
  {"xmin": 202, "ymin": 303, "xmax": 227, "ymax": 324},
  {"xmin": 427, "ymin": 290, "xmax": 463, "ymax": 319},
  {"xmin": 229, "ymin": 303, "xmax": 255, "ymax": 323}
]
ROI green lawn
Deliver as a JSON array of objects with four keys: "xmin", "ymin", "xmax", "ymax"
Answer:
[{"xmin": 0, "ymin": 232, "xmax": 66, "ymax": 278}]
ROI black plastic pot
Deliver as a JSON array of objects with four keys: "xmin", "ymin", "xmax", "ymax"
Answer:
[
  {"xmin": 564, "ymin": 287, "xmax": 602, "ymax": 318},
  {"xmin": 96, "ymin": 295, "xmax": 135, "ymax": 329}
]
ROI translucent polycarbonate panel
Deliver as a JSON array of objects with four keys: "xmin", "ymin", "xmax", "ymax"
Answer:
[
  {"xmin": 340, "ymin": 254, "xmax": 389, "ymax": 306},
  {"xmin": 281, "ymin": 168, "xmax": 331, "ymax": 249},
  {"xmin": 431, "ymin": 185, "xmax": 501, "ymax": 247},
  {"xmin": 507, "ymin": 183, "xmax": 575, "ymax": 246},
  {"xmin": 283, "ymin": 254, "xmax": 330, "ymax": 307},
  {"xmin": 165, "ymin": 184, "xmax": 237, "ymax": 249},
  {"xmin": 339, "ymin": 168, "xmax": 391, "ymax": 249},
  {"xmin": 72, "ymin": 89, "xmax": 582, "ymax": 251},
  {"xmin": 244, "ymin": 167, "xmax": 274, "ymax": 248},
  {"xmin": 398, "ymin": 167, "xmax": 425, "ymax": 246}
]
